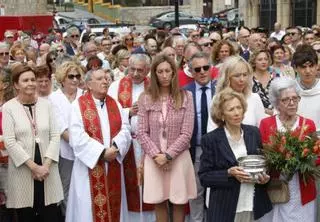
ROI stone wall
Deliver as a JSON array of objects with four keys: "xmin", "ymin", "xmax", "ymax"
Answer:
[{"xmin": 0, "ymin": 0, "xmax": 48, "ymax": 15}]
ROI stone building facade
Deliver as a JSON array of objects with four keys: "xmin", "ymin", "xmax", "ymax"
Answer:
[{"xmin": 0, "ymin": 0, "xmax": 47, "ymax": 15}]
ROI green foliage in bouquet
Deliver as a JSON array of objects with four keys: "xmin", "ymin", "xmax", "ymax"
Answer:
[{"xmin": 263, "ymin": 125, "xmax": 320, "ymax": 184}]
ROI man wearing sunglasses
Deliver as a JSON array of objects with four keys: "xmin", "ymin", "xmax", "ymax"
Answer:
[
  {"xmin": 198, "ymin": 37, "xmax": 214, "ymax": 56},
  {"xmin": 81, "ymin": 42, "xmax": 110, "ymax": 70},
  {"xmin": 65, "ymin": 27, "xmax": 80, "ymax": 56},
  {"xmin": 0, "ymin": 42, "xmax": 10, "ymax": 70},
  {"xmin": 286, "ymin": 26, "xmax": 302, "ymax": 50},
  {"xmin": 184, "ymin": 52, "xmax": 216, "ymax": 222}
]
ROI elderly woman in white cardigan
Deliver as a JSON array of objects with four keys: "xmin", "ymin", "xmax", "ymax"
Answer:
[{"xmin": 3, "ymin": 63, "xmax": 63, "ymax": 222}]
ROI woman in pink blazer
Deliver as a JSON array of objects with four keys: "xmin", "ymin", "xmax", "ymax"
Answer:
[{"xmin": 137, "ymin": 54, "xmax": 197, "ymax": 221}]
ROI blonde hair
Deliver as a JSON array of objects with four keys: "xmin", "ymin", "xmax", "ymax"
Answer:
[
  {"xmin": 111, "ymin": 49, "xmax": 131, "ymax": 69},
  {"xmin": 249, "ymin": 49, "xmax": 272, "ymax": 70},
  {"xmin": 55, "ymin": 61, "xmax": 84, "ymax": 84},
  {"xmin": 216, "ymin": 56, "xmax": 253, "ymax": 97},
  {"xmin": 211, "ymin": 88, "xmax": 247, "ymax": 127}
]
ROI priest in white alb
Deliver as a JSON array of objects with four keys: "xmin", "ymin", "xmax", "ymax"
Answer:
[
  {"xmin": 66, "ymin": 69, "xmax": 131, "ymax": 222},
  {"xmin": 108, "ymin": 53, "xmax": 155, "ymax": 221}
]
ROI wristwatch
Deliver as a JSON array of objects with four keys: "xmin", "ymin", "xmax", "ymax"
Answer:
[{"xmin": 165, "ymin": 153, "xmax": 173, "ymax": 161}]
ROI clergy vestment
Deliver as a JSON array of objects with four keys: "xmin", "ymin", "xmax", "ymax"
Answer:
[
  {"xmin": 108, "ymin": 76, "xmax": 155, "ymax": 222},
  {"xmin": 66, "ymin": 93, "xmax": 131, "ymax": 222}
]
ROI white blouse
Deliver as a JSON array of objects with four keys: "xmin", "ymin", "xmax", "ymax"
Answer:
[{"xmin": 224, "ymin": 127, "xmax": 255, "ymax": 213}]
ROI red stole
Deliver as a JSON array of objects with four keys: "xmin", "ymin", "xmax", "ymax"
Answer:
[
  {"xmin": 118, "ymin": 76, "xmax": 154, "ymax": 212},
  {"xmin": 79, "ymin": 93, "xmax": 122, "ymax": 222},
  {"xmin": 118, "ymin": 76, "xmax": 149, "ymax": 108},
  {"xmin": 260, "ymin": 115, "xmax": 317, "ymax": 205}
]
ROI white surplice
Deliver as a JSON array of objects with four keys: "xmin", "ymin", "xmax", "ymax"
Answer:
[
  {"xmin": 66, "ymin": 95, "xmax": 131, "ymax": 222},
  {"xmin": 108, "ymin": 79, "xmax": 156, "ymax": 222}
]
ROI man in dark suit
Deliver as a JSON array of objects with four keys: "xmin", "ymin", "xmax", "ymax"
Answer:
[
  {"xmin": 184, "ymin": 51, "xmax": 216, "ymax": 222},
  {"xmin": 238, "ymin": 27, "xmax": 251, "ymax": 61}
]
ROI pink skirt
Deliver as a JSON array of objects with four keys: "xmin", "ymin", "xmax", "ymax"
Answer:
[{"xmin": 143, "ymin": 150, "xmax": 197, "ymax": 204}]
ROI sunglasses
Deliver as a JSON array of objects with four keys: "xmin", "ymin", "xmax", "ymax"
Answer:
[
  {"xmin": 71, "ymin": 34, "xmax": 79, "ymax": 38},
  {"xmin": 201, "ymin": 42, "xmax": 214, "ymax": 47},
  {"xmin": 112, "ymin": 41, "xmax": 120, "ymax": 45},
  {"xmin": 0, "ymin": 52, "xmax": 9, "ymax": 57},
  {"xmin": 57, "ymin": 49, "xmax": 64, "ymax": 53},
  {"xmin": 67, "ymin": 74, "xmax": 81, "ymax": 80},
  {"xmin": 194, "ymin": 65, "xmax": 210, "ymax": 73},
  {"xmin": 49, "ymin": 57, "xmax": 56, "ymax": 63}
]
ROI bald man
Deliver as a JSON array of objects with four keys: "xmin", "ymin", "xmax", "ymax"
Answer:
[{"xmin": 270, "ymin": 22, "xmax": 285, "ymax": 40}]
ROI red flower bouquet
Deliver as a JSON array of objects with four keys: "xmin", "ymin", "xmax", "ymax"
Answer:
[{"xmin": 263, "ymin": 125, "xmax": 320, "ymax": 184}]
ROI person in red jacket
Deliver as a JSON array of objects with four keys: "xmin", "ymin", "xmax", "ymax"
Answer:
[{"xmin": 259, "ymin": 77, "xmax": 317, "ymax": 222}]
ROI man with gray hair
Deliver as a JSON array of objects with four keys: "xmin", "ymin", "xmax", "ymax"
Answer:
[
  {"xmin": 108, "ymin": 53, "xmax": 155, "ymax": 221},
  {"xmin": 64, "ymin": 27, "xmax": 80, "ymax": 56},
  {"xmin": 81, "ymin": 42, "xmax": 110, "ymax": 69},
  {"xmin": 66, "ymin": 68, "xmax": 131, "ymax": 222},
  {"xmin": 0, "ymin": 42, "xmax": 10, "ymax": 69},
  {"xmin": 270, "ymin": 22, "xmax": 285, "ymax": 41},
  {"xmin": 184, "ymin": 51, "xmax": 216, "ymax": 222}
]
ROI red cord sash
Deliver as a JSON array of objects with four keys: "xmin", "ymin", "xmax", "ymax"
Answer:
[
  {"xmin": 79, "ymin": 93, "xmax": 122, "ymax": 222},
  {"xmin": 118, "ymin": 77, "xmax": 154, "ymax": 212}
]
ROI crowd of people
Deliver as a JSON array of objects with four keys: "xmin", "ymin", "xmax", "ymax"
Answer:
[{"xmin": 0, "ymin": 20, "xmax": 320, "ymax": 222}]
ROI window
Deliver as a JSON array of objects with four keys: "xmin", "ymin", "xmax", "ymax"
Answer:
[
  {"xmin": 292, "ymin": 0, "xmax": 316, "ymax": 27},
  {"xmin": 259, "ymin": 0, "xmax": 277, "ymax": 31}
]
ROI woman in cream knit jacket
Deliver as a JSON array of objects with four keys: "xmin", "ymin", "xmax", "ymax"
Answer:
[{"xmin": 3, "ymin": 63, "xmax": 63, "ymax": 222}]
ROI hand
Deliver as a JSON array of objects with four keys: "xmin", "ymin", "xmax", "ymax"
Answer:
[
  {"xmin": 103, "ymin": 146, "xmax": 119, "ymax": 162},
  {"xmin": 228, "ymin": 166, "xmax": 252, "ymax": 183},
  {"xmin": 161, "ymin": 162, "xmax": 171, "ymax": 172},
  {"xmin": 154, "ymin": 154, "xmax": 167, "ymax": 167},
  {"xmin": 31, "ymin": 164, "xmax": 49, "ymax": 181},
  {"xmin": 257, "ymin": 172, "xmax": 270, "ymax": 184},
  {"xmin": 129, "ymin": 102, "xmax": 139, "ymax": 117}
]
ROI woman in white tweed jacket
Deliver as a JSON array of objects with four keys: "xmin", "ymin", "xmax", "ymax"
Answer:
[{"xmin": 2, "ymin": 64, "xmax": 63, "ymax": 222}]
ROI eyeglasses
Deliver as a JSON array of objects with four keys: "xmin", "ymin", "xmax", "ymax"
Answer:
[
  {"xmin": 57, "ymin": 49, "xmax": 64, "ymax": 53},
  {"xmin": 191, "ymin": 34, "xmax": 200, "ymax": 38},
  {"xmin": 126, "ymin": 38, "xmax": 133, "ymax": 41},
  {"xmin": 280, "ymin": 96, "xmax": 301, "ymax": 105},
  {"xmin": 129, "ymin": 67, "xmax": 144, "ymax": 74},
  {"xmin": 67, "ymin": 74, "xmax": 81, "ymax": 80},
  {"xmin": 49, "ymin": 57, "xmax": 56, "ymax": 63},
  {"xmin": 287, "ymin": 32, "xmax": 298, "ymax": 36},
  {"xmin": 0, "ymin": 52, "xmax": 9, "ymax": 57},
  {"xmin": 70, "ymin": 34, "xmax": 79, "ymax": 38},
  {"xmin": 102, "ymin": 43, "xmax": 112, "ymax": 47},
  {"xmin": 112, "ymin": 41, "xmax": 120, "ymax": 45},
  {"xmin": 193, "ymin": 65, "xmax": 210, "ymax": 73},
  {"xmin": 201, "ymin": 42, "xmax": 214, "ymax": 47}
]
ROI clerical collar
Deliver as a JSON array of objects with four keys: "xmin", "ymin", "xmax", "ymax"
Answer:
[{"xmin": 92, "ymin": 97, "xmax": 105, "ymax": 108}]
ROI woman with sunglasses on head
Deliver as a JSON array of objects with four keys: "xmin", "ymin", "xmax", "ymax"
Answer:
[
  {"xmin": 48, "ymin": 61, "xmax": 84, "ymax": 219},
  {"xmin": 137, "ymin": 54, "xmax": 196, "ymax": 222},
  {"xmin": 111, "ymin": 49, "xmax": 131, "ymax": 81},
  {"xmin": 208, "ymin": 56, "xmax": 266, "ymax": 131},
  {"xmin": 3, "ymin": 63, "xmax": 63, "ymax": 222}
]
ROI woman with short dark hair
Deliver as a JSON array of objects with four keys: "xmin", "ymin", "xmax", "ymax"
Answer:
[{"xmin": 3, "ymin": 63, "xmax": 63, "ymax": 222}]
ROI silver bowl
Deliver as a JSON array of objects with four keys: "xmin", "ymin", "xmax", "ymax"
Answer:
[{"xmin": 238, "ymin": 155, "xmax": 267, "ymax": 183}]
